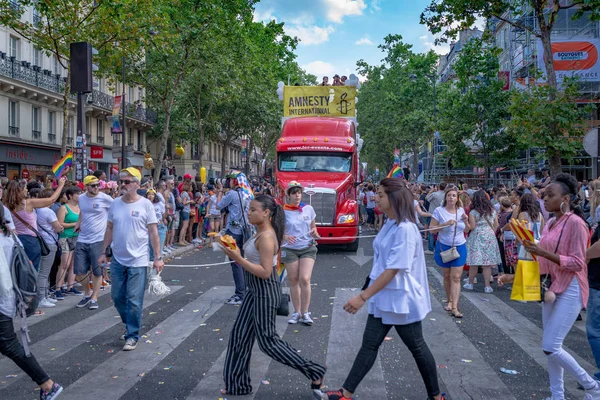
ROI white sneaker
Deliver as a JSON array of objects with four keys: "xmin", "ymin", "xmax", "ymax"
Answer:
[
  {"xmin": 45, "ymin": 296, "xmax": 57, "ymax": 304},
  {"xmin": 302, "ymin": 312, "xmax": 314, "ymax": 326},
  {"xmin": 463, "ymin": 277, "xmax": 477, "ymax": 284},
  {"xmin": 39, "ymin": 298, "xmax": 56, "ymax": 308},
  {"xmin": 424, "ymin": 250, "xmax": 434, "ymax": 255},
  {"xmin": 288, "ymin": 312, "xmax": 301, "ymax": 324},
  {"xmin": 584, "ymin": 380, "xmax": 600, "ymax": 399},
  {"xmin": 484, "ymin": 286, "xmax": 494, "ymax": 294},
  {"xmin": 463, "ymin": 283, "xmax": 474, "ymax": 290}
]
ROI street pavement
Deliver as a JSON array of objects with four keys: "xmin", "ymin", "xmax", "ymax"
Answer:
[{"xmin": 0, "ymin": 234, "xmax": 597, "ymax": 400}]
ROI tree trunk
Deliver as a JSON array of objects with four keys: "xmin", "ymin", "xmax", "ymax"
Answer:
[
  {"xmin": 245, "ymin": 136, "xmax": 252, "ymax": 175},
  {"xmin": 549, "ymin": 148, "xmax": 562, "ymax": 176},
  {"xmin": 154, "ymin": 103, "xmax": 173, "ymax": 182},
  {"xmin": 221, "ymin": 138, "xmax": 230, "ymax": 177},
  {"xmin": 411, "ymin": 143, "xmax": 419, "ymax": 182},
  {"xmin": 60, "ymin": 68, "xmax": 71, "ymax": 156},
  {"xmin": 196, "ymin": 91, "xmax": 204, "ymax": 168}
]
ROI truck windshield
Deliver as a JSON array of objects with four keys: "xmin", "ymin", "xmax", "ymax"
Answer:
[{"xmin": 278, "ymin": 152, "xmax": 352, "ymax": 173}]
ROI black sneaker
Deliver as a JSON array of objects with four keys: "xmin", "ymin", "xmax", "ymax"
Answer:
[
  {"xmin": 54, "ymin": 290, "xmax": 65, "ymax": 301},
  {"xmin": 66, "ymin": 287, "xmax": 84, "ymax": 296},
  {"xmin": 76, "ymin": 297, "xmax": 91, "ymax": 308},
  {"xmin": 225, "ymin": 295, "xmax": 242, "ymax": 305},
  {"xmin": 40, "ymin": 382, "xmax": 63, "ymax": 400}
]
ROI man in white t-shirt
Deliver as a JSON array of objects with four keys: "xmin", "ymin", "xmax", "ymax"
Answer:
[
  {"xmin": 73, "ymin": 175, "xmax": 113, "ymax": 311},
  {"xmin": 98, "ymin": 168, "xmax": 163, "ymax": 351}
]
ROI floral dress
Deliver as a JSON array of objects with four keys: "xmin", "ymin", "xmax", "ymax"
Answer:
[{"xmin": 466, "ymin": 210, "xmax": 502, "ymax": 266}]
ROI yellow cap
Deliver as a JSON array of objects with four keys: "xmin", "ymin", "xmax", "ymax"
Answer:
[
  {"xmin": 121, "ymin": 167, "xmax": 141, "ymax": 181},
  {"xmin": 83, "ymin": 175, "xmax": 99, "ymax": 186}
]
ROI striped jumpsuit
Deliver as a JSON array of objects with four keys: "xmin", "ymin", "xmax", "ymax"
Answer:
[{"xmin": 223, "ymin": 231, "xmax": 326, "ymax": 395}]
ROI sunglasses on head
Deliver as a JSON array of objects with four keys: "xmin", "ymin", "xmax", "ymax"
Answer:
[{"xmin": 119, "ymin": 180, "xmax": 135, "ymax": 185}]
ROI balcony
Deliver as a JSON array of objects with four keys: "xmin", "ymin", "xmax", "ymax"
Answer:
[
  {"xmin": 8, "ymin": 126, "xmax": 19, "ymax": 137},
  {"xmin": 0, "ymin": 57, "xmax": 156, "ymax": 125},
  {"xmin": 66, "ymin": 136, "xmax": 73, "ymax": 146},
  {"xmin": 32, "ymin": 130, "xmax": 41, "ymax": 140},
  {"xmin": 137, "ymin": 143, "xmax": 143, "ymax": 152},
  {"xmin": 85, "ymin": 134, "xmax": 92, "ymax": 143},
  {"xmin": 48, "ymin": 133, "xmax": 56, "ymax": 143},
  {"xmin": 114, "ymin": 138, "xmax": 121, "ymax": 147},
  {"xmin": 97, "ymin": 136, "xmax": 104, "ymax": 144}
]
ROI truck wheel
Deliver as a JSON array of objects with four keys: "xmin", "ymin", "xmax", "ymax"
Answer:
[{"xmin": 345, "ymin": 239, "xmax": 359, "ymax": 252}]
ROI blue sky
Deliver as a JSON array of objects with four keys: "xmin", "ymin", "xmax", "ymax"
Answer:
[{"xmin": 253, "ymin": 0, "xmax": 456, "ymax": 81}]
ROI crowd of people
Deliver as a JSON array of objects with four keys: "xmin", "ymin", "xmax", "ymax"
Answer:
[{"xmin": 2, "ymin": 164, "xmax": 600, "ymax": 400}]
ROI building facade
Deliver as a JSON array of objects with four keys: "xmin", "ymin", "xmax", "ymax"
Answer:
[{"xmin": 0, "ymin": 6, "xmax": 155, "ymax": 181}]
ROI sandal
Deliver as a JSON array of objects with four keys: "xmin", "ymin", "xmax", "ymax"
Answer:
[
  {"xmin": 451, "ymin": 308, "xmax": 463, "ymax": 319},
  {"xmin": 34, "ymin": 310, "xmax": 45, "ymax": 316},
  {"xmin": 443, "ymin": 302, "xmax": 453, "ymax": 312}
]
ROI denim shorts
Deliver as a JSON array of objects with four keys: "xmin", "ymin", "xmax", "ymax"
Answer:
[
  {"xmin": 59, "ymin": 237, "xmax": 77, "ymax": 252},
  {"xmin": 181, "ymin": 211, "xmax": 190, "ymax": 221},
  {"xmin": 74, "ymin": 241, "xmax": 105, "ymax": 277}
]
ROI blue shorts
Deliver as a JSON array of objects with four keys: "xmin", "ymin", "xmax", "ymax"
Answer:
[
  {"xmin": 434, "ymin": 242, "xmax": 467, "ymax": 268},
  {"xmin": 181, "ymin": 211, "xmax": 190, "ymax": 221}
]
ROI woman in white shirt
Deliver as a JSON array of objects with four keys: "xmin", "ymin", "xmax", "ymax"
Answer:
[
  {"xmin": 282, "ymin": 181, "xmax": 320, "ymax": 326},
  {"xmin": 429, "ymin": 186, "xmax": 471, "ymax": 318},
  {"xmin": 321, "ymin": 178, "xmax": 443, "ymax": 400}
]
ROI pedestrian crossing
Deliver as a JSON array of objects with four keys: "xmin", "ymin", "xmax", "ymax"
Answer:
[{"xmin": 0, "ymin": 275, "xmax": 598, "ymax": 400}]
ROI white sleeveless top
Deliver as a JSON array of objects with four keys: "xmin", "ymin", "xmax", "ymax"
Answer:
[{"xmin": 243, "ymin": 231, "xmax": 278, "ymax": 267}]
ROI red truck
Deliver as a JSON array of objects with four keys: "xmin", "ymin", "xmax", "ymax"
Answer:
[{"xmin": 275, "ymin": 116, "xmax": 362, "ymax": 251}]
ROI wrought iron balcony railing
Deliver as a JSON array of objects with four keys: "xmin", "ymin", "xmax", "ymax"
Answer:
[
  {"xmin": 97, "ymin": 136, "xmax": 104, "ymax": 145},
  {"xmin": 8, "ymin": 126, "xmax": 19, "ymax": 137},
  {"xmin": 0, "ymin": 56, "xmax": 156, "ymax": 124},
  {"xmin": 48, "ymin": 133, "xmax": 56, "ymax": 143},
  {"xmin": 32, "ymin": 130, "xmax": 41, "ymax": 140},
  {"xmin": 66, "ymin": 136, "xmax": 73, "ymax": 146}
]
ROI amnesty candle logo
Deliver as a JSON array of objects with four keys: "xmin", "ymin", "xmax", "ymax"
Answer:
[{"xmin": 283, "ymin": 86, "xmax": 356, "ymax": 118}]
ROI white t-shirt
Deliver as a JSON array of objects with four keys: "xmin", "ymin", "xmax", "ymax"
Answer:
[
  {"xmin": 37, "ymin": 207, "xmax": 58, "ymax": 245},
  {"xmin": 366, "ymin": 191, "xmax": 376, "ymax": 209},
  {"xmin": 154, "ymin": 201, "xmax": 166, "ymax": 224},
  {"xmin": 156, "ymin": 192, "xmax": 165, "ymax": 204},
  {"xmin": 78, "ymin": 192, "xmax": 113, "ymax": 244},
  {"xmin": 108, "ymin": 197, "xmax": 158, "ymax": 267},
  {"xmin": 3, "ymin": 205, "xmax": 15, "ymax": 231},
  {"xmin": 432, "ymin": 206, "xmax": 467, "ymax": 246},
  {"xmin": 282, "ymin": 205, "xmax": 316, "ymax": 250},
  {"xmin": 413, "ymin": 199, "xmax": 420, "ymax": 222},
  {"xmin": 367, "ymin": 219, "xmax": 431, "ymax": 325},
  {"xmin": 209, "ymin": 194, "xmax": 220, "ymax": 215}
]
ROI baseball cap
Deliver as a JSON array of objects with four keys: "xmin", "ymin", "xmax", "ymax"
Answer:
[
  {"xmin": 121, "ymin": 167, "xmax": 141, "ymax": 181},
  {"xmin": 286, "ymin": 181, "xmax": 304, "ymax": 196},
  {"xmin": 83, "ymin": 175, "xmax": 99, "ymax": 186},
  {"xmin": 183, "ymin": 173, "xmax": 193, "ymax": 180}
]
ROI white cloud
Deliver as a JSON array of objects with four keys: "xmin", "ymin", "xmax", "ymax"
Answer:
[
  {"xmin": 285, "ymin": 25, "xmax": 335, "ymax": 46},
  {"xmin": 323, "ymin": 0, "xmax": 367, "ymax": 23},
  {"xmin": 253, "ymin": 8, "xmax": 277, "ymax": 23},
  {"xmin": 355, "ymin": 37, "xmax": 374, "ymax": 46},
  {"xmin": 371, "ymin": 0, "xmax": 382, "ymax": 12},
  {"xmin": 420, "ymin": 32, "xmax": 451, "ymax": 55},
  {"xmin": 302, "ymin": 61, "xmax": 338, "ymax": 79}
]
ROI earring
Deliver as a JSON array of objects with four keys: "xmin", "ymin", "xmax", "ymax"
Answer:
[{"xmin": 560, "ymin": 202, "xmax": 567, "ymax": 214}]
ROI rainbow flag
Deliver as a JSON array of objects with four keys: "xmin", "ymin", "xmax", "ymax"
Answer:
[
  {"xmin": 387, "ymin": 164, "xmax": 403, "ymax": 178},
  {"xmin": 52, "ymin": 151, "xmax": 73, "ymax": 178}
]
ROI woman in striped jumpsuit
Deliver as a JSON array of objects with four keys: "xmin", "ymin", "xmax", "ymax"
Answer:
[{"xmin": 220, "ymin": 194, "xmax": 326, "ymax": 397}]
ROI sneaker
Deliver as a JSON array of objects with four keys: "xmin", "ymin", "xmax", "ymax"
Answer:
[
  {"xmin": 424, "ymin": 250, "xmax": 434, "ymax": 255},
  {"xmin": 88, "ymin": 300, "xmax": 99, "ymax": 310},
  {"xmin": 40, "ymin": 382, "xmax": 63, "ymax": 400},
  {"xmin": 288, "ymin": 312, "xmax": 301, "ymax": 324},
  {"xmin": 322, "ymin": 388, "xmax": 353, "ymax": 400},
  {"xmin": 484, "ymin": 286, "xmax": 494, "ymax": 294},
  {"xmin": 66, "ymin": 287, "xmax": 83, "ymax": 296},
  {"xmin": 463, "ymin": 283, "xmax": 474, "ymax": 290},
  {"xmin": 38, "ymin": 298, "xmax": 56, "ymax": 308},
  {"xmin": 120, "ymin": 331, "xmax": 127, "ymax": 340},
  {"xmin": 45, "ymin": 296, "xmax": 57, "ymax": 304},
  {"xmin": 302, "ymin": 312, "xmax": 314, "ymax": 326},
  {"xmin": 225, "ymin": 295, "xmax": 243, "ymax": 305},
  {"xmin": 54, "ymin": 290, "xmax": 65, "ymax": 300},
  {"xmin": 123, "ymin": 338, "xmax": 138, "ymax": 351},
  {"xmin": 584, "ymin": 381, "xmax": 600, "ymax": 399},
  {"xmin": 76, "ymin": 297, "xmax": 92, "ymax": 308}
]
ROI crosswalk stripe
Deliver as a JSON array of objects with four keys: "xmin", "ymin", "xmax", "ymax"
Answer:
[
  {"xmin": 428, "ymin": 267, "xmax": 593, "ymax": 397},
  {"xmin": 0, "ymin": 286, "xmax": 183, "ymax": 389},
  {"xmin": 424, "ymin": 294, "xmax": 517, "ymax": 399},
  {"xmin": 185, "ymin": 314, "xmax": 289, "ymax": 399},
  {"xmin": 325, "ymin": 288, "xmax": 388, "ymax": 399},
  {"xmin": 58, "ymin": 286, "xmax": 233, "ymax": 400}
]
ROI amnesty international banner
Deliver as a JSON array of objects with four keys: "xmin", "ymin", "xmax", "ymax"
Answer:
[{"xmin": 283, "ymin": 86, "xmax": 356, "ymax": 117}]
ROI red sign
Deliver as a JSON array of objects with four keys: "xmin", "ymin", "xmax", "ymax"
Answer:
[
  {"xmin": 21, "ymin": 169, "xmax": 30, "ymax": 179},
  {"xmin": 90, "ymin": 146, "xmax": 104, "ymax": 159}
]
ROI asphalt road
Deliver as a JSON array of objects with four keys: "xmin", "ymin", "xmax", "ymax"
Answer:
[{"xmin": 0, "ymin": 234, "xmax": 597, "ymax": 400}]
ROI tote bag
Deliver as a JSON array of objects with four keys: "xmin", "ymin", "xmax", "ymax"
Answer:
[{"xmin": 510, "ymin": 260, "xmax": 541, "ymax": 302}]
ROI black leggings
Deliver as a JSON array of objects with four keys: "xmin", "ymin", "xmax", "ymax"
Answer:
[
  {"xmin": 0, "ymin": 313, "xmax": 49, "ymax": 385},
  {"xmin": 366, "ymin": 208, "xmax": 375, "ymax": 224},
  {"xmin": 343, "ymin": 314, "xmax": 440, "ymax": 398}
]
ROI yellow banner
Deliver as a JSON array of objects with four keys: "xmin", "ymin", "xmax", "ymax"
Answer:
[{"xmin": 283, "ymin": 86, "xmax": 356, "ymax": 117}]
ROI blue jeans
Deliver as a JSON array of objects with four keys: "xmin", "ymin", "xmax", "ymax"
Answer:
[
  {"xmin": 110, "ymin": 259, "xmax": 147, "ymax": 341},
  {"xmin": 587, "ymin": 288, "xmax": 600, "ymax": 380},
  {"xmin": 149, "ymin": 224, "xmax": 167, "ymax": 262},
  {"xmin": 18, "ymin": 234, "xmax": 41, "ymax": 272},
  {"xmin": 226, "ymin": 229, "xmax": 246, "ymax": 300},
  {"xmin": 428, "ymin": 233, "xmax": 435, "ymax": 252}
]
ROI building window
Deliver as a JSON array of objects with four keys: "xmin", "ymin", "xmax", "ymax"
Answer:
[
  {"xmin": 67, "ymin": 116, "xmax": 74, "ymax": 145},
  {"xmin": 32, "ymin": 106, "xmax": 41, "ymax": 140},
  {"xmin": 97, "ymin": 119, "xmax": 104, "ymax": 144},
  {"xmin": 128, "ymin": 87, "xmax": 134, "ymax": 103},
  {"xmin": 53, "ymin": 55, "xmax": 61, "ymax": 75},
  {"xmin": 192, "ymin": 144, "xmax": 199, "ymax": 159},
  {"xmin": 138, "ymin": 87, "xmax": 143, "ymax": 101},
  {"xmin": 48, "ymin": 112, "xmax": 55, "ymax": 145},
  {"xmin": 128, "ymin": 128, "xmax": 133, "ymax": 146},
  {"xmin": 32, "ymin": 46, "xmax": 40, "ymax": 66},
  {"xmin": 9, "ymin": 36, "xmax": 20, "ymax": 59},
  {"xmin": 8, "ymin": 101, "xmax": 19, "ymax": 137},
  {"xmin": 137, "ymin": 130, "xmax": 142, "ymax": 151}
]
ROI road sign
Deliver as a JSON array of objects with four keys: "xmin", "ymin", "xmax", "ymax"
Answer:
[{"xmin": 584, "ymin": 128, "xmax": 599, "ymax": 157}]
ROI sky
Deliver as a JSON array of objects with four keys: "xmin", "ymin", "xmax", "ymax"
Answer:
[{"xmin": 253, "ymin": 0, "xmax": 459, "ymax": 81}]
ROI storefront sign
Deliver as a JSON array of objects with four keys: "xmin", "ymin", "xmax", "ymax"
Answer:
[
  {"xmin": 90, "ymin": 146, "xmax": 104, "ymax": 159},
  {"xmin": 0, "ymin": 163, "xmax": 6, "ymax": 177},
  {"xmin": 21, "ymin": 169, "xmax": 30, "ymax": 179},
  {"xmin": 537, "ymin": 38, "xmax": 600, "ymax": 82},
  {"xmin": 283, "ymin": 86, "xmax": 356, "ymax": 117},
  {"xmin": 0, "ymin": 145, "xmax": 61, "ymax": 166}
]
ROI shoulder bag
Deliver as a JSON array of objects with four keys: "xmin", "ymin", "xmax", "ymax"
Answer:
[
  {"xmin": 541, "ymin": 215, "xmax": 571, "ymax": 302},
  {"xmin": 11, "ymin": 210, "xmax": 50, "ymax": 257},
  {"xmin": 440, "ymin": 210, "xmax": 460, "ymax": 263}
]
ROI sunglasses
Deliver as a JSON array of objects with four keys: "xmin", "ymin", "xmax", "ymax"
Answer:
[
  {"xmin": 88, "ymin": 184, "xmax": 99, "ymax": 188},
  {"xmin": 119, "ymin": 180, "xmax": 135, "ymax": 185}
]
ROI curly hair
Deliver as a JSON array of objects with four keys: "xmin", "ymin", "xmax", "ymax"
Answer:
[
  {"xmin": 3, "ymin": 180, "xmax": 26, "ymax": 211},
  {"xmin": 519, "ymin": 193, "xmax": 540, "ymax": 221},
  {"xmin": 471, "ymin": 190, "xmax": 494, "ymax": 217}
]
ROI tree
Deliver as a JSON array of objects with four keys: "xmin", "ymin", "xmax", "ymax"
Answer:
[{"xmin": 421, "ymin": 0, "xmax": 600, "ymax": 173}]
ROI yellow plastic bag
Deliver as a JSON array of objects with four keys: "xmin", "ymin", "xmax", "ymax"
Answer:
[{"xmin": 510, "ymin": 260, "xmax": 541, "ymax": 302}]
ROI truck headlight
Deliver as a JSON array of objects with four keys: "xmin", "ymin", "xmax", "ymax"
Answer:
[{"xmin": 337, "ymin": 214, "xmax": 355, "ymax": 224}]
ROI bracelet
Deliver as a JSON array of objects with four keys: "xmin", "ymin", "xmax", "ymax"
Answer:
[{"xmin": 359, "ymin": 293, "xmax": 367, "ymax": 302}]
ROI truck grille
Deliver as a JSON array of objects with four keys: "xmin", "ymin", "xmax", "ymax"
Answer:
[{"xmin": 302, "ymin": 191, "xmax": 336, "ymax": 225}]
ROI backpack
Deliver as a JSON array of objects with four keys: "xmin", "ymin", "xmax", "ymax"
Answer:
[
  {"xmin": 10, "ymin": 232, "xmax": 39, "ymax": 355},
  {"xmin": 173, "ymin": 188, "xmax": 184, "ymax": 211}
]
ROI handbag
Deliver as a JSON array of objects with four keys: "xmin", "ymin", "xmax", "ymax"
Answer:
[
  {"xmin": 440, "ymin": 210, "xmax": 460, "ymax": 263},
  {"xmin": 275, "ymin": 251, "xmax": 290, "ymax": 316},
  {"xmin": 11, "ymin": 210, "xmax": 50, "ymax": 257},
  {"xmin": 37, "ymin": 224, "xmax": 61, "ymax": 268},
  {"xmin": 236, "ymin": 190, "xmax": 254, "ymax": 244},
  {"xmin": 510, "ymin": 260, "xmax": 541, "ymax": 302}
]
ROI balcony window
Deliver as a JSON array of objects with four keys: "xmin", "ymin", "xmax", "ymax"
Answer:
[
  {"xmin": 137, "ymin": 130, "xmax": 142, "ymax": 151},
  {"xmin": 9, "ymin": 36, "xmax": 20, "ymax": 59},
  {"xmin": 66, "ymin": 136, "xmax": 73, "ymax": 146},
  {"xmin": 32, "ymin": 46, "xmax": 40, "ymax": 67},
  {"xmin": 48, "ymin": 133, "xmax": 56, "ymax": 143},
  {"xmin": 33, "ymin": 10, "xmax": 41, "ymax": 27},
  {"xmin": 128, "ymin": 128, "xmax": 133, "ymax": 146},
  {"xmin": 8, "ymin": 101, "xmax": 19, "ymax": 137},
  {"xmin": 32, "ymin": 130, "xmax": 41, "ymax": 140},
  {"xmin": 52, "ymin": 55, "xmax": 61, "ymax": 76},
  {"xmin": 114, "ymin": 137, "xmax": 120, "ymax": 147},
  {"xmin": 97, "ymin": 119, "xmax": 104, "ymax": 144}
]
